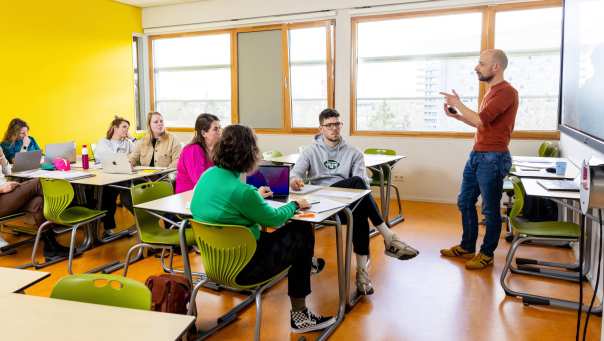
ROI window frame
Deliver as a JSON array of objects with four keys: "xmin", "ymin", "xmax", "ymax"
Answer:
[
  {"xmin": 147, "ymin": 20, "xmax": 335, "ymax": 134},
  {"xmin": 350, "ymin": 0, "xmax": 562, "ymax": 140}
]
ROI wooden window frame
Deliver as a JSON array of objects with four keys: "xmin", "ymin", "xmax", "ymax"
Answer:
[
  {"xmin": 147, "ymin": 20, "xmax": 335, "ymax": 134},
  {"xmin": 350, "ymin": 0, "xmax": 562, "ymax": 140}
]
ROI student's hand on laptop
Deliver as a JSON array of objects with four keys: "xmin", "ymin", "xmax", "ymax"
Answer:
[
  {"xmin": 258, "ymin": 186, "xmax": 273, "ymax": 198},
  {"xmin": 0, "ymin": 182, "xmax": 20, "ymax": 194},
  {"xmin": 290, "ymin": 178, "xmax": 304, "ymax": 191},
  {"xmin": 294, "ymin": 198, "xmax": 310, "ymax": 210}
]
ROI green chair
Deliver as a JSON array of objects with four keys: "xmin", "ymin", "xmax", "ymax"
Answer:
[
  {"xmin": 29, "ymin": 179, "xmax": 105, "ymax": 273},
  {"xmin": 364, "ymin": 148, "xmax": 403, "ymax": 226},
  {"xmin": 262, "ymin": 150, "xmax": 283, "ymax": 160},
  {"xmin": 187, "ymin": 220, "xmax": 289, "ymax": 341},
  {"xmin": 51, "ymin": 274, "xmax": 151, "ymax": 310},
  {"xmin": 500, "ymin": 176, "xmax": 589, "ymax": 312},
  {"xmin": 122, "ymin": 181, "xmax": 196, "ymax": 282},
  {"xmin": 538, "ymin": 141, "xmax": 559, "ymax": 157}
]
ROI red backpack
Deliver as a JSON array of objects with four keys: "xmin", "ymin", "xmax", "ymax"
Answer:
[{"xmin": 145, "ymin": 274, "xmax": 191, "ymax": 314}]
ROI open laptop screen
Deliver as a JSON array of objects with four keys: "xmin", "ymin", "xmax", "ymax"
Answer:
[{"xmin": 246, "ymin": 165, "xmax": 290, "ymax": 197}]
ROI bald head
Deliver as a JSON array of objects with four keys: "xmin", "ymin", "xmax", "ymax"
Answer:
[{"xmin": 482, "ymin": 49, "xmax": 508, "ymax": 70}]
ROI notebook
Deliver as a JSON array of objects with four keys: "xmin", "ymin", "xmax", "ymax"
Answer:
[{"xmin": 537, "ymin": 179, "xmax": 580, "ymax": 192}]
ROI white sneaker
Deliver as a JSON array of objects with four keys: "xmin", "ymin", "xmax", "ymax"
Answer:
[
  {"xmin": 356, "ymin": 267, "xmax": 374, "ymax": 295},
  {"xmin": 385, "ymin": 235, "xmax": 419, "ymax": 260}
]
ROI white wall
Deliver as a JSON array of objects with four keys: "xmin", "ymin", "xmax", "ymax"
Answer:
[{"xmin": 145, "ymin": 0, "xmax": 548, "ymax": 204}]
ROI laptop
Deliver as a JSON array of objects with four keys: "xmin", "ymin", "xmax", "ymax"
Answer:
[
  {"xmin": 101, "ymin": 153, "xmax": 134, "ymax": 174},
  {"xmin": 12, "ymin": 150, "xmax": 42, "ymax": 173},
  {"xmin": 46, "ymin": 142, "xmax": 76, "ymax": 163},
  {"xmin": 537, "ymin": 179, "xmax": 580, "ymax": 192},
  {"xmin": 246, "ymin": 165, "xmax": 290, "ymax": 202}
]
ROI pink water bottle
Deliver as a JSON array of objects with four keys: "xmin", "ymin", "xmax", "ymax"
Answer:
[{"xmin": 82, "ymin": 144, "xmax": 89, "ymax": 170}]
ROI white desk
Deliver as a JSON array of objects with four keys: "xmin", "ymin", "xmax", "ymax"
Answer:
[
  {"xmin": 511, "ymin": 156, "xmax": 579, "ymax": 180},
  {"xmin": 520, "ymin": 178, "xmax": 579, "ymax": 200},
  {"xmin": 134, "ymin": 186, "xmax": 371, "ymax": 340},
  {"xmin": 0, "ymin": 293, "xmax": 195, "ymax": 341},
  {"xmin": 0, "ymin": 267, "xmax": 49, "ymax": 293},
  {"xmin": 265, "ymin": 152, "xmax": 406, "ymax": 226}
]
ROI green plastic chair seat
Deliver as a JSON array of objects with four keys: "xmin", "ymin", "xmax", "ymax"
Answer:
[
  {"xmin": 510, "ymin": 217, "xmax": 580, "ymax": 238},
  {"xmin": 53, "ymin": 206, "xmax": 106, "ymax": 225},
  {"xmin": 51, "ymin": 274, "xmax": 151, "ymax": 310},
  {"xmin": 140, "ymin": 226, "xmax": 195, "ymax": 246},
  {"xmin": 190, "ymin": 220, "xmax": 289, "ymax": 290}
]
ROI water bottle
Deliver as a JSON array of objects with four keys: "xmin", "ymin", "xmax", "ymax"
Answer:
[{"xmin": 82, "ymin": 144, "xmax": 89, "ymax": 170}]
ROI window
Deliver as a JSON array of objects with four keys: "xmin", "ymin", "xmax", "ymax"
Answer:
[
  {"xmin": 149, "ymin": 21, "xmax": 333, "ymax": 132},
  {"xmin": 151, "ymin": 33, "xmax": 232, "ymax": 127},
  {"xmin": 352, "ymin": 1, "xmax": 562, "ymax": 137},
  {"xmin": 354, "ymin": 11, "xmax": 482, "ymax": 133},
  {"xmin": 289, "ymin": 26, "xmax": 332, "ymax": 128},
  {"xmin": 494, "ymin": 6, "xmax": 563, "ymax": 131}
]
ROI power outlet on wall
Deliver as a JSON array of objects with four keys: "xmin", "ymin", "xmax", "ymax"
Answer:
[{"xmin": 393, "ymin": 175, "xmax": 404, "ymax": 182}]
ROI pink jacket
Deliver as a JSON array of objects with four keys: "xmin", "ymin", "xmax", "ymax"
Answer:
[{"xmin": 175, "ymin": 144, "xmax": 213, "ymax": 193}]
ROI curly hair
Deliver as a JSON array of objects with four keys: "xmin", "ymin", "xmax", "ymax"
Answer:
[{"xmin": 212, "ymin": 125, "xmax": 259, "ymax": 173}]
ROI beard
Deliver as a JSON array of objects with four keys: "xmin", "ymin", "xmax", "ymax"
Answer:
[{"xmin": 477, "ymin": 72, "xmax": 494, "ymax": 82}]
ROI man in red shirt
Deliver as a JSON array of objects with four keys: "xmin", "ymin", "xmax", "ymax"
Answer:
[{"xmin": 439, "ymin": 49, "xmax": 518, "ymax": 269}]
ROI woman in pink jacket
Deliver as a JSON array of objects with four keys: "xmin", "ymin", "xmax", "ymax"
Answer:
[{"xmin": 175, "ymin": 113, "xmax": 221, "ymax": 193}]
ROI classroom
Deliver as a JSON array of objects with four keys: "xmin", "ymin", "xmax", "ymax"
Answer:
[{"xmin": 1, "ymin": 0, "xmax": 604, "ymax": 340}]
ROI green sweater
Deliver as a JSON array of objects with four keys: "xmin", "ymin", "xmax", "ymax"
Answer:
[{"xmin": 190, "ymin": 166, "xmax": 297, "ymax": 239}]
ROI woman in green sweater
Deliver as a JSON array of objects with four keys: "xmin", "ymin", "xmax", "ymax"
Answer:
[{"xmin": 190, "ymin": 125, "xmax": 335, "ymax": 334}]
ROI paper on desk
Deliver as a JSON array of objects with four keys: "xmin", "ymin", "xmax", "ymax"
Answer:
[
  {"xmin": 290, "ymin": 184, "xmax": 322, "ymax": 195},
  {"xmin": 22, "ymin": 170, "xmax": 95, "ymax": 180},
  {"xmin": 265, "ymin": 200, "xmax": 288, "ymax": 209},
  {"xmin": 306, "ymin": 197, "xmax": 347, "ymax": 213},
  {"xmin": 314, "ymin": 190, "xmax": 357, "ymax": 199},
  {"xmin": 513, "ymin": 162, "xmax": 556, "ymax": 169}
]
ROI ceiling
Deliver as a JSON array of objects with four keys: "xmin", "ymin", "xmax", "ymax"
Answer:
[{"xmin": 113, "ymin": 0, "xmax": 203, "ymax": 8}]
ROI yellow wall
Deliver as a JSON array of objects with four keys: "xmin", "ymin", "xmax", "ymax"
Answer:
[{"xmin": 0, "ymin": 0, "xmax": 141, "ymax": 151}]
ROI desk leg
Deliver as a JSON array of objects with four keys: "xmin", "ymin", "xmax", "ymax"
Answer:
[{"xmin": 316, "ymin": 208, "xmax": 352, "ymax": 341}]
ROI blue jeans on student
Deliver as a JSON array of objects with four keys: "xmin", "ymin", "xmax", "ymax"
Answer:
[{"xmin": 458, "ymin": 151, "xmax": 512, "ymax": 257}]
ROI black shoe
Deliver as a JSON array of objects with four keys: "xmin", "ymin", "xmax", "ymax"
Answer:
[
  {"xmin": 311, "ymin": 257, "xmax": 325, "ymax": 275},
  {"xmin": 290, "ymin": 308, "xmax": 335, "ymax": 333}
]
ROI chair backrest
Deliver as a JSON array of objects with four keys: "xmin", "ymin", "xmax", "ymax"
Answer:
[
  {"xmin": 51, "ymin": 274, "xmax": 151, "ymax": 310},
  {"xmin": 508, "ymin": 176, "xmax": 525, "ymax": 221},
  {"xmin": 130, "ymin": 181, "xmax": 174, "ymax": 240},
  {"xmin": 189, "ymin": 220, "xmax": 257, "ymax": 288},
  {"xmin": 364, "ymin": 148, "xmax": 396, "ymax": 181},
  {"xmin": 364, "ymin": 148, "xmax": 396, "ymax": 156},
  {"xmin": 40, "ymin": 178, "xmax": 75, "ymax": 222},
  {"xmin": 262, "ymin": 150, "xmax": 283, "ymax": 160},
  {"xmin": 538, "ymin": 141, "xmax": 559, "ymax": 157}
]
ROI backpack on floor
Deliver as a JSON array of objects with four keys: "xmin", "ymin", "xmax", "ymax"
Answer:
[{"xmin": 145, "ymin": 274, "xmax": 191, "ymax": 314}]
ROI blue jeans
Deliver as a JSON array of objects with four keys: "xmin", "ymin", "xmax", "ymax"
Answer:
[{"xmin": 458, "ymin": 151, "xmax": 512, "ymax": 257}]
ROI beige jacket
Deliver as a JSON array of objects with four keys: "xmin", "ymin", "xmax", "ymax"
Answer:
[{"xmin": 129, "ymin": 133, "xmax": 181, "ymax": 168}]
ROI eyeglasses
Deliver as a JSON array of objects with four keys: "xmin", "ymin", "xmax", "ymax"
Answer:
[{"xmin": 321, "ymin": 122, "xmax": 344, "ymax": 129}]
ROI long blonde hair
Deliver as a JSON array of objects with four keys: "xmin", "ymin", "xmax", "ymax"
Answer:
[{"xmin": 145, "ymin": 111, "xmax": 165, "ymax": 141}]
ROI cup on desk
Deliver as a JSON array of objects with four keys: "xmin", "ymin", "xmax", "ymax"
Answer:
[{"xmin": 555, "ymin": 161, "xmax": 567, "ymax": 175}]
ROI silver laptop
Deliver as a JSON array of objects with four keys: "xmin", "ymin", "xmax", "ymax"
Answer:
[
  {"xmin": 101, "ymin": 153, "xmax": 134, "ymax": 174},
  {"xmin": 12, "ymin": 150, "xmax": 42, "ymax": 173},
  {"xmin": 46, "ymin": 142, "xmax": 76, "ymax": 163}
]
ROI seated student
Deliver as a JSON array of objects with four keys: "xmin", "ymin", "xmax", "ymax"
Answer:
[
  {"xmin": 175, "ymin": 113, "xmax": 221, "ymax": 193},
  {"xmin": 1, "ymin": 118, "xmax": 41, "ymax": 163},
  {"xmin": 95, "ymin": 116, "xmax": 135, "ymax": 237},
  {"xmin": 190, "ymin": 125, "xmax": 335, "ymax": 333},
  {"xmin": 129, "ymin": 111, "xmax": 181, "ymax": 168},
  {"xmin": 290, "ymin": 108, "xmax": 419, "ymax": 295},
  {"xmin": 0, "ymin": 148, "xmax": 67, "ymax": 259}
]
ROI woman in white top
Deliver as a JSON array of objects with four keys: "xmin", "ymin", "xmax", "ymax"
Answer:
[
  {"xmin": 95, "ymin": 116, "xmax": 134, "ymax": 163},
  {"xmin": 96, "ymin": 116, "xmax": 135, "ymax": 238}
]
